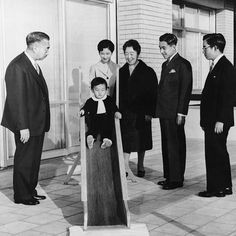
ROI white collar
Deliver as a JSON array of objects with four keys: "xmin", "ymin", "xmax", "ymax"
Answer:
[
  {"xmin": 91, "ymin": 94, "xmax": 107, "ymax": 102},
  {"xmin": 212, "ymin": 54, "xmax": 224, "ymax": 67},
  {"xmin": 168, "ymin": 51, "xmax": 178, "ymax": 63},
  {"xmin": 24, "ymin": 51, "xmax": 37, "ymax": 67}
]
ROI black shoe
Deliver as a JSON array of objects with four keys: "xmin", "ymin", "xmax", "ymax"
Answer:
[
  {"xmin": 137, "ymin": 170, "xmax": 145, "ymax": 177},
  {"xmin": 224, "ymin": 187, "xmax": 233, "ymax": 195},
  {"xmin": 15, "ymin": 198, "xmax": 40, "ymax": 205},
  {"xmin": 33, "ymin": 194, "xmax": 46, "ymax": 200},
  {"xmin": 162, "ymin": 182, "xmax": 183, "ymax": 190},
  {"xmin": 198, "ymin": 190, "xmax": 225, "ymax": 198},
  {"xmin": 157, "ymin": 180, "xmax": 168, "ymax": 186}
]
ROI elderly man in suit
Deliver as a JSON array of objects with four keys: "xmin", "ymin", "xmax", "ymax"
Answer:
[
  {"xmin": 156, "ymin": 33, "xmax": 193, "ymax": 190},
  {"xmin": 1, "ymin": 32, "xmax": 50, "ymax": 205},
  {"xmin": 199, "ymin": 33, "xmax": 236, "ymax": 198}
]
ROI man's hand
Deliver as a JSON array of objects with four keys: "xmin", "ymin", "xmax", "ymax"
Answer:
[
  {"xmin": 176, "ymin": 114, "xmax": 185, "ymax": 125},
  {"xmin": 214, "ymin": 122, "xmax": 224, "ymax": 134},
  {"xmin": 20, "ymin": 129, "xmax": 30, "ymax": 143}
]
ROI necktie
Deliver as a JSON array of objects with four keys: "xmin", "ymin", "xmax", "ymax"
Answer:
[
  {"xmin": 34, "ymin": 62, "xmax": 40, "ymax": 74},
  {"xmin": 209, "ymin": 61, "xmax": 214, "ymax": 72}
]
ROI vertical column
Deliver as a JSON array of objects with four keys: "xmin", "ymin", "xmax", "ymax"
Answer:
[
  {"xmin": 0, "ymin": 0, "xmax": 7, "ymax": 168},
  {"xmin": 216, "ymin": 9, "xmax": 234, "ymax": 63}
]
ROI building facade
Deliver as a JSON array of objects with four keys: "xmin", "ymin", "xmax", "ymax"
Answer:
[
  {"xmin": 117, "ymin": 0, "xmax": 236, "ymax": 154},
  {"xmin": 0, "ymin": 0, "xmax": 235, "ymax": 168}
]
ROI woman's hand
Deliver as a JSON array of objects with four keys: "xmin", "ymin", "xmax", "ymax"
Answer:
[
  {"xmin": 176, "ymin": 114, "xmax": 185, "ymax": 125},
  {"xmin": 115, "ymin": 111, "xmax": 122, "ymax": 119}
]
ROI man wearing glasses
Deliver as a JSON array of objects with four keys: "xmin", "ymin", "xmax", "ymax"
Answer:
[{"xmin": 199, "ymin": 33, "xmax": 236, "ymax": 197}]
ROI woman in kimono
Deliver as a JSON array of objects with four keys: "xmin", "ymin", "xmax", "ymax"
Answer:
[
  {"xmin": 118, "ymin": 39, "xmax": 158, "ymax": 181},
  {"xmin": 89, "ymin": 39, "xmax": 119, "ymax": 96}
]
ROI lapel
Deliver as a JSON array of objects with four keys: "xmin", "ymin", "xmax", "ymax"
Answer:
[
  {"xmin": 22, "ymin": 53, "xmax": 48, "ymax": 96},
  {"xmin": 159, "ymin": 53, "xmax": 179, "ymax": 86},
  {"xmin": 209, "ymin": 55, "xmax": 225, "ymax": 75},
  {"xmin": 96, "ymin": 61, "xmax": 112, "ymax": 78}
]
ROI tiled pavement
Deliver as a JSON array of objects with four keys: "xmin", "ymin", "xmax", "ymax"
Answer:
[{"xmin": 1, "ymin": 139, "xmax": 236, "ymax": 236}]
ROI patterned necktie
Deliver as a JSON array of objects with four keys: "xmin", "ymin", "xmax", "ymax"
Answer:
[
  {"xmin": 34, "ymin": 62, "xmax": 40, "ymax": 74},
  {"xmin": 209, "ymin": 61, "xmax": 214, "ymax": 72}
]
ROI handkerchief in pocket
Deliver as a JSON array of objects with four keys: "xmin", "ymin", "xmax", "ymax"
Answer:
[{"xmin": 169, "ymin": 69, "xmax": 176, "ymax": 73}]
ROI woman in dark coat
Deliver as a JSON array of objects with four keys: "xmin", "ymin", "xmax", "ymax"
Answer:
[{"xmin": 118, "ymin": 39, "xmax": 158, "ymax": 181}]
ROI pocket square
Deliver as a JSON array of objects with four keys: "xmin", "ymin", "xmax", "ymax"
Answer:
[{"xmin": 169, "ymin": 69, "xmax": 176, "ymax": 73}]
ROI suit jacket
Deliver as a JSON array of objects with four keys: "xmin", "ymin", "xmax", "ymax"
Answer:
[
  {"xmin": 89, "ymin": 60, "xmax": 119, "ymax": 96},
  {"xmin": 118, "ymin": 59, "xmax": 158, "ymax": 117},
  {"xmin": 1, "ymin": 52, "xmax": 50, "ymax": 136},
  {"xmin": 81, "ymin": 95, "xmax": 119, "ymax": 116},
  {"xmin": 156, "ymin": 53, "xmax": 193, "ymax": 119},
  {"xmin": 200, "ymin": 55, "xmax": 236, "ymax": 128}
]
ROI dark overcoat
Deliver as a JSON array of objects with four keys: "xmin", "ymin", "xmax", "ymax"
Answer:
[{"xmin": 118, "ymin": 60, "xmax": 158, "ymax": 152}]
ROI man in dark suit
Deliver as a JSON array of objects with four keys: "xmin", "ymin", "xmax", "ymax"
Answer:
[
  {"xmin": 156, "ymin": 33, "xmax": 193, "ymax": 190},
  {"xmin": 199, "ymin": 33, "xmax": 236, "ymax": 198},
  {"xmin": 1, "ymin": 32, "xmax": 50, "ymax": 205}
]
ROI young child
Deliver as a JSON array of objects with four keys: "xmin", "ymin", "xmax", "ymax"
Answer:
[{"xmin": 80, "ymin": 77, "xmax": 121, "ymax": 149}]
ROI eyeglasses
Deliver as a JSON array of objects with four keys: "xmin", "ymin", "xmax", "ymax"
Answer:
[{"xmin": 202, "ymin": 45, "xmax": 211, "ymax": 51}]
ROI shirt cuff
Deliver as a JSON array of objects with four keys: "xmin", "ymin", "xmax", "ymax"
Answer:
[{"xmin": 177, "ymin": 113, "xmax": 186, "ymax": 117}]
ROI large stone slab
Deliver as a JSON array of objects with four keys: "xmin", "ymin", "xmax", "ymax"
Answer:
[{"xmin": 68, "ymin": 223, "xmax": 149, "ymax": 236}]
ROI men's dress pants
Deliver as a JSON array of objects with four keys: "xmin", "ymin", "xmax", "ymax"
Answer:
[
  {"xmin": 160, "ymin": 119, "xmax": 186, "ymax": 182},
  {"xmin": 13, "ymin": 133, "xmax": 45, "ymax": 201},
  {"xmin": 204, "ymin": 127, "xmax": 232, "ymax": 192}
]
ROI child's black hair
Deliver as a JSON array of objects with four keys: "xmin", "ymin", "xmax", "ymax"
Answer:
[{"xmin": 91, "ymin": 77, "xmax": 108, "ymax": 90}]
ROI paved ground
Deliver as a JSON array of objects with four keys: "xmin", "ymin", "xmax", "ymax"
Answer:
[{"xmin": 1, "ymin": 139, "xmax": 236, "ymax": 235}]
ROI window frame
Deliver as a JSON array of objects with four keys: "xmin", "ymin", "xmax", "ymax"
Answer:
[{"xmin": 172, "ymin": 2, "xmax": 215, "ymax": 97}]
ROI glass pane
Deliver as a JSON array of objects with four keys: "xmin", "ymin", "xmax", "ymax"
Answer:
[
  {"xmin": 201, "ymin": 34, "xmax": 210, "ymax": 87},
  {"xmin": 2, "ymin": 0, "xmax": 65, "ymax": 160},
  {"xmin": 6, "ymin": 104, "xmax": 65, "ymax": 157},
  {"xmin": 172, "ymin": 4, "xmax": 181, "ymax": 27},
  {"xmin": 68, "ymin": 103, "xmax": 80, "ymax": 147},
  {"xmin": 185, "ymin": 32, "xmax": 199, "ymax": 89},
  {"xmin": 66, "ymin": 0, "xmax": 108, "ymax": 148},
  {"xmin": 173, "ymin": 30, "xmax": 183, "ymax": 55},
  {"xmin": 199, "ymin": 9, "xmax": 210, "ymax": 31},
  {"xmin": 43, "ymin": 104, "xmax": 65, "ymax": 151},
  {"xmin": 2, "ymin": 0, "xmax": 63, "ymax": 101},
  {"xmin": 66, "ymin": 0, "xmax": 108, "ymax": 104},
  {"xmin": 185, "ymin": 7, "xmax": 198, "ymax": 28}
]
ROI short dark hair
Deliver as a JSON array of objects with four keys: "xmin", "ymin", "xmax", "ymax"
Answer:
[
  {"xmin": 203, "ymin": 33, "xmax": 226, "ymax": 53},
  {"xmin": 26, "ymin": 31, "xmax": 50, "ymax": 46},
  {"xmin": 159, "ymin": 33, "xmax": 178, "ymax": 46},
  {"xmin": 123, "ymin": 39, "xmax": 141, "ymax": 55},
  {"xmin": 97, "ymin": 39, "xmax": 115, "ymax": 53},
  {"xmin": 91, "ymin": 77, "xmax": 108, "ymax": 90}
]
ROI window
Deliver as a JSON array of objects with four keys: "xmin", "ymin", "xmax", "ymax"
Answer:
[
  {"xmin": 172, "ymin": 4, "xmax": 215, "ymax": 94},
  {"xmin": 0, "ymin": 0, "xmax": 112, "ymax": 167}
]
